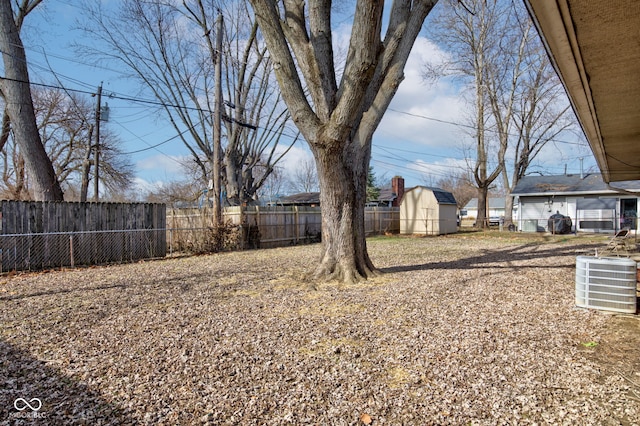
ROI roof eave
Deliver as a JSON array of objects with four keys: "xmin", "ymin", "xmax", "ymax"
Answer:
[{"xmin": 524, "ymin": 0, "xmax": 610, "ymax": 182}]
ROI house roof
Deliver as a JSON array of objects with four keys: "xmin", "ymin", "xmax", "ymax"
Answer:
[
  {"xmin": 406, "ymin": 186, "xmax": 457, "ymax": 205},
  {"xmin": 524, "ymin": 1, "xmax": 640, "ymax": 183},
  {"xmin": 464, "ymin": 197, "xmax": 507, "ymax": 210},
  {"xmin": 511, "ymin": 174, "xmax": 640, "ymax": 197},
  {"xmin": 276, "ymin": 188, "xmax": 397, "ymax": 206},
  {"xmin": 276, "ymin": 192, "xmax": 320, "ymax": 205},
  {"xmin": 376, "ymin": 187, "xmax": 397, "ymax": 203}
]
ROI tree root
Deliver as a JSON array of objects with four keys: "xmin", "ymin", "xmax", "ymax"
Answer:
[{"xmin": 309, "ymin": 258, "xmax": 383, "ymax": 284}]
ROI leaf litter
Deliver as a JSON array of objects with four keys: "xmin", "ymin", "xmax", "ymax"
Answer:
[{"xmin": 0, "ymin": 233, "xmax": 638, "ymax": 425}]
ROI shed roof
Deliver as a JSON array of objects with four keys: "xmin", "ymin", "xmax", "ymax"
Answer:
[
  {"xmin": 511, "ymin": 174, "xmax": 640, "ymax": 196},
  {"xmin": 406, "ymin": 186, "xmax": 457, "ymax": 205}
]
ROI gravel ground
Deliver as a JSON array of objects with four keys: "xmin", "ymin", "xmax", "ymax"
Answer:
[{"xmin": 1, "ymin": 233, "xmax": 639, "ymax": 425}]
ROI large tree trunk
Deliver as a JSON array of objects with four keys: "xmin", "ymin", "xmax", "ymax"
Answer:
[
  {"xmin": 504, "ymin": 194, "xmax": 514, "ymax": 227},
  {"xmin": 312, "ymin": 139, "xmax": 377, "ymax": 283},
  {"xmin": 476, "ymin": 186, "xmax": 489, "ymax": 228},
  {"xmin": 0, "ymin": 0, "xmax": 63, "ymax": 201},
  {"xmin": 250, "ymin": 0, "xmax": 438, "ymax": 283}
]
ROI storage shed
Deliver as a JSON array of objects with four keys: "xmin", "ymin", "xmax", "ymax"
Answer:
[{"xmin": 400, "ymin": 186, "xmax": 458, "ymax": 235}]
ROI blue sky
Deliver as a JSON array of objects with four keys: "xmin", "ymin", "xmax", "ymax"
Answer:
[{"xmin": 12, "ymin": 0, "xmax": 598, "ymax": 194}]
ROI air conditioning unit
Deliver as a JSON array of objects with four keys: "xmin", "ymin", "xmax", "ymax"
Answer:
[
  {"xmin": 575, "ymin": 256, "xmax": 638, "ymax": 314},
  {"xmin": 522, "ymin": 219, "xmax": 539, "ymax": 232}
]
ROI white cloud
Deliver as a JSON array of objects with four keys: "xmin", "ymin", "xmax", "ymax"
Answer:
[
  {"xmin": 377, "ymin": 36, "xmax": 468, "ymax": 149},
  {"xmin": 274, "ymin": 143, "xmax": 314, "ymax": 176},
  {"xmin": 407, "ymin": 157, "xmax": 471, "ymax": 185},
  {"xmin": 136, "ymin": 154, "xmax": 189, "ymax": 176}
]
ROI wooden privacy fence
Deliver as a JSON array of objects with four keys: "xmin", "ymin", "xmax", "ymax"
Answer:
[
  {"xmin": 0, "ymin": 201, "xmax": 166, "ymax": 272},
  {"xmin": 1, "ymin": 202, "xmax": 397, "ymax": 272},
  {"xmin": 168, "ymin": 205, "xmax": 400, "ymax": 250}
]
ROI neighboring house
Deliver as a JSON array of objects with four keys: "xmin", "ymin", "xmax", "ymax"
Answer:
[
  {"xmin": 367, "ymin": 176, "xmax": 405, "ymax": 207},
  {"xmin": 510, "ymin": 174, "xmax": 640, "ymax": 233},
  {"xmin": 277, "ymin": 176, "xmax": 407, "ymax": 208},
  {"xmin": 273, "ymin": 192, "xmax": 320, "ymax": 207},
  {"xmin": 400, "ymin": 186, "xmax": 458, "ymax": 235},
  {"xmin": 463, "ymin": 197, "xmax": 517, "ymax": 221}
]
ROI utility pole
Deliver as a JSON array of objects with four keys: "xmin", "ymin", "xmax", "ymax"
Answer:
[
  {"xmin": 80, "ymin": 124, "xmax": 94, "ymax": 202},
  {"xmin": 93, "ymin": 82, "xmax": 103, "ymax": 202},
  {"xmin": 212, "ymin": 12, "xmax": 223, "ymax": 226}
]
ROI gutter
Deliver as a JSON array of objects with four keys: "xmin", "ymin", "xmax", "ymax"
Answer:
[{"xmin": 605, "ymin": 183, "xmax": 640, "ymax": 196}]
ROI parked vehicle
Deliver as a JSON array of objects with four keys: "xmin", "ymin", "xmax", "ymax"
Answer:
[{"xmin": 473, "ymin": 216, "xmax": 503, "ymax": 226}]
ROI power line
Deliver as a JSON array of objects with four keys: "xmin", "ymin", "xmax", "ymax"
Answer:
[
  {"xmin": 386, "ymin": 108, "xmax": 589, "ymax": 147},
  {"xmin": 1, "ymin": 43, "xmax": 600, "ymax": 181}
]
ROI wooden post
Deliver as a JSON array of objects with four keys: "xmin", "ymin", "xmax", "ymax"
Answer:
[
  {"xmin": 69, "ymin": 235, "xmax": 74, "ymax": 268},
  {"xmin": 212, "ymin": 13, "xmax": 223, "ymax": 226},
  {"xmin": 294, "ymin": 206, "xmax": 299, "ymax": 243},
  {"xmin": 93, "ymin": 83, "xmax": 102, "ymax": 202}
]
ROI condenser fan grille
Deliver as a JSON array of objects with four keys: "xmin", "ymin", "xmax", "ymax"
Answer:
[{"xmin": 575, "ymin": 256, "xmax": 638, "ymax": 314}]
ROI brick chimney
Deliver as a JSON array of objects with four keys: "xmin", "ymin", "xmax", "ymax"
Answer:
[{"xmin": 391, "ymin": 176, "xmax": 404, "ymax": 207}]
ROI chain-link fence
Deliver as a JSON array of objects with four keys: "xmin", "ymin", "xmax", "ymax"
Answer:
[
  {"xmin": 0, "ymin": 223, "xmax": 309, "ymax": 273},
  {"xmin": 0, "ymin": 229, "xmax": 166, "ymax": 273},
  {"xmin": 0, "ymin": 201, "xmax": 167, "ymax": 274},
  {"xmin": 0, "ymin": 204, "xmax": 403, "ymax": 274}
]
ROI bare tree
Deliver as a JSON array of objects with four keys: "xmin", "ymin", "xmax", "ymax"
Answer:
[
  {"xmin": 436, "ymin": 171, "xmax": 476, "ymax": 210},
  {"xmin": 250, "ymin": 0, "xmax": 439, "ymax": 282},
  {"xmin": 145, "ymin": 181, "xmax": 204, "ymax": 207},
  {"xmin": 140, "ymin": 159, "xmax": 208, "ymax": 207},
  {"xmin": 426, "ymin": 0, "xmax": 509, "ymax": 229},
  {"xmin": 0, "ymin": 129, "xmax": 27, "ymax": 199},
  {"xmin": 257, "ymin": 164, "xmax": 287, "ymax": 205},
  {"xmin": 427, "ymin": 0, "xmax": 574, "ymax": 227},
  {"xmin": 0, "ymin": 0, "xmax": 63, "ymax": 200},
  {"xmin": 288, "ymin": 157, "xmax": 319, "ymax": 193},
  {"xmin": 500, "ymin": 4, "xmax": 573, "ymax": 225},
  {"xmin": 0, "ymin": 88, "xmax": 134, "ymax": 200},
  {"xmin": 78, "ymin": 0, "xmax": 294, "ymax": 207}
]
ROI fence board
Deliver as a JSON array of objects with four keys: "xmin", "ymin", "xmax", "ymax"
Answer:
[
  {"xmin": 167, "ymin": 206, "xmax": 398, "ymax": 250},
  {"xmin": 0, "ymin": 201, "xmax": 166, "ymax": 272}
]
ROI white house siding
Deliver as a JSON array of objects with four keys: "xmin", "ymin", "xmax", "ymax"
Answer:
[
  {"xmin": 511, "ymin": 174, "xmax": 640, "ymax": 234},
  {"xmin": 576, "ymin": 198, "xmax": 616, "ymax": 232},
  {"xmin": 517, "ymin": 196, "xmax": 640, "ymax": 233},
  {"xmin": 518, "ymin": 196, "xmax": 567, "ymax": 232},
  {"xmin": 567, "ymin": 198, "xmax": 577, "ymax": 229}
]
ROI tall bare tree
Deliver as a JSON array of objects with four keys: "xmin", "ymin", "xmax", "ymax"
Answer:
[
  {"xmin": 289, "ymin": 157, "xmax": 319, "ymax": 193},
  {"xmin": 78, "ymin": 0, "xmax": 294, "ymax": 206},
  {"xmin": 0, "ymin": 0, "xmax": 63, "ymax": 200},
  {"xmin": 499, "ymin": 3, "xmax": 573, "ymax": 225},
  {"xmin": 427, "ymin": 0, "xmax": 574, "ymax": 227},
  {"xmin": 0, "ymin": 87, "xmax": 134, "ymax": 200},
  {"xmin": 426, "ymin": 0, "xmax": 508, "ymax": 228},
  {"xmin": 250, "ymin": 0, "xmax": 439, "ymax": 282}
]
